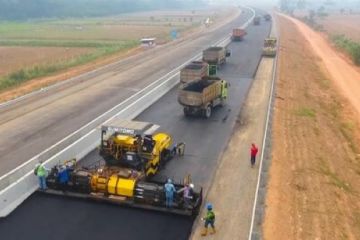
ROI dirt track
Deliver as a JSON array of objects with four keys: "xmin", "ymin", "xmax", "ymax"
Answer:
[
  {"xmin": 319, "ymin": 14, "xmax": 360, "ymax": 41},
  {"xmin": 279, "ymin": 13, "xmax": 360, "ymax": 118},
  {"xmin": 263, "ymin": 16, "xmax": 360, "ymax": 240}
]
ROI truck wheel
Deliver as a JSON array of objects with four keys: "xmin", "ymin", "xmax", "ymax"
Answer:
[
  {"xmin": 220, "ymin": 98, "xmax": 226, "ymax": 107},
  {"xmin": 204, "ymin": 106, "xmax": 212, "ymax": 118}
]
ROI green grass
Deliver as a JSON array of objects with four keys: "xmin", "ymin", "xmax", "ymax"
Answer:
[
  {"xmin": 319, "ymin": 160, "xmax": 353, "ymax": 193},
  {"xmin": 295, "ymin": 107, "xmax": 317, "ymax": 118},
  {"xmin": 0, "ymin": 39, "xmax": 127, "ymax": 48},
  {"xmin": 339, "ymin": 121, "xmax": 359, "ymax": 153},
  {"xmin": 0, "ymin": 17, "xmax": 192, "ymax": 41},
  {"xmin": 0, "ymin": 40, "xmax": 138, "ymax": 91},
  {"xmin": 331, "ymin": 34, "xmax": 360, "ymax": 65}
]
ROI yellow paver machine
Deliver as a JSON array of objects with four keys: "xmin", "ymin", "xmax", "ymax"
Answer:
[{"xmin": 40, "ymin": 120, "xmax": 202, "ymax": 216}]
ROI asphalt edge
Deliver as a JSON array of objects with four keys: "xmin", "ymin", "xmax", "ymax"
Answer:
[{"xmin": 248, "ymin": 11, "xmax": 279, "ymax": 240}]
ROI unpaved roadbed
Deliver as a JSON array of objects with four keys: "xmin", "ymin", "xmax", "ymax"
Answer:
[{"xmin": 263, "ymin": 16, "xmax": 360, "ymax": 240}]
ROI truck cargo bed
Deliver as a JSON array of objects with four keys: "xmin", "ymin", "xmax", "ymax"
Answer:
[
  {"xmin": 178, "ymin": 77, "xmax": 222, "ymax": 108},
  {"xmin": 180, "ymin": 61, "xmax": 209, "ymax": 84},
  {"xmin": 182, "ymin": 80, "xmax": 214, "ymax": 92}
]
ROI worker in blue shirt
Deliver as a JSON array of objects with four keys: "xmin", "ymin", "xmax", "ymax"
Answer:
[
  {"xmin": 164, "ymin": 179, "xmax": 176, "ymax": 207},
  {"xmin": 58, "ymin": 165, "xmax": 69, "ymax": 191}
]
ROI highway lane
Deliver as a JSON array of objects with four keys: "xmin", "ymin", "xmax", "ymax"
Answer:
[
  {"xmin": 0, "ymin": 8, "xmax": 253, "ymax": 176},
  {"xmin": 0, "ymin": 12, "xmax": 271, "ymax": 240}
]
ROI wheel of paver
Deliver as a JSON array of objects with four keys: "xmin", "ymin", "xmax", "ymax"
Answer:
[{"xmin": 204, "ymin": 105, "xmax": 212, "ymax": 118}]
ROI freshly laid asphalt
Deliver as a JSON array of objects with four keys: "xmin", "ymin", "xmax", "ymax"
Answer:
[{"xmin": 0, "ymin": 9, "xmax": 271, "ymax": 240}]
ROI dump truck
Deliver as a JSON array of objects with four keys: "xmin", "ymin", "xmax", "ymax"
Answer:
[
  {"xmin": 178, "ymin": 76, "xmax": 229, "ymax": 118},
  {"xmin": 231, "ymin": 28, "xmax": 246, "ymax": 41},
  {"xmin": 264, "ymin": 14, "xmax": 271, "ymax": 21},
  {"xmin": 262, "ymin": 37, "xmax": 277, "ymax": 57},
  {"xmin": 180, "ymin": 61, "xmax": 209, "ymax": 85},
  {"xmin": 202, "ymin": 46, "xmax": 231, "ymax": 68},
  {"xmin": 253, "ymin": 16, "xmax": 261, "ymax": 25},
  {"xmin": 40, "ymin": 120, "xmax": 203, "ymax": 216}
]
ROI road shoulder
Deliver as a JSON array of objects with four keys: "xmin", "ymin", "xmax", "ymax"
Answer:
[{"xmin": 190, "ymin": 56, "xmax": 275, "ymax": 239}]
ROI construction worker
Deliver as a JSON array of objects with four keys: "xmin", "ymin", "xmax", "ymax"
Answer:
[
  {"xmin": 177, "ymin": 183, "xmax": 194, "ymax": 207},
  {"xmin": 250, "ymin": 143, "xmax": 259, "ymax": 167},
  {"xmin": 58, "ymin": 165, "xmax": 69, "ymax": 191},
  {"xmin": 164, "ymin": 179, "xmax": 176, "ymax": 208},
  {"xmin": 221, "ymin": 80, "xmax": 228, "ymax": 100},
  {"xmin": 201, "ymin": 203, "xmax": 216, "ymax": 236},
  {"xmin": 35, "ymin": 161, "xmax": 49, "ymax": 190}
]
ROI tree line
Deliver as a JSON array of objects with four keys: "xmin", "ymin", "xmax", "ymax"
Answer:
[{"xmin": 0, "ymin": 0, "xmax": 206, "ymax": 20}]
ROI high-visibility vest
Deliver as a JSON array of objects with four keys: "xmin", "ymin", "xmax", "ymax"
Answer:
[
  {"xmin": 206, "ymin": 210, "xmax": 215, "ymax": 221},
  {"xmin": 221, "ymin": 81, "xmax": 228, "ymax": 98},
  {"xmin": 36, "ymin": 165, "xmax": 46, "ymax": 177}
]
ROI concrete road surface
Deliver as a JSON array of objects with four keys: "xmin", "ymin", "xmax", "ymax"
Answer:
[
  {"xmin": 0, "ymin": 9, "xmax": 250, "ymax": 176},
  {"xmin": 0, "ymin": 9, "xmax": 271, "ymax": 240}
]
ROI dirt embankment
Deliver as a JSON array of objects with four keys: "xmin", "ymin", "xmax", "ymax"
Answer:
[{"xmin": 263, "ymin": 16, "xmax": 360, "ymax": 240}]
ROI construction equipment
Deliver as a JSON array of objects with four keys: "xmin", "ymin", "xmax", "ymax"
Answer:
[
  {"xmin": 180, "ymin": 61, "xmax": 209, "ymax": 85},
  {"xmin": 262, "ymin": 37, "xmax": 277, "ymax": 57},
  {"xmin": 40, "ymin": 120, "xmax": 203, "ymax": 216},
  {"xmin": 99, "ymin": 119, "xmax": 173, "ymax": 177},
  {"xmin": 202, "ymin": 46, "xmax": 231, "ymax": 68},
  {"xmin": 253, "ymin": 16, "xmax": 261, "ymax": 25},
  {"xmin": 231, "ymin": 28, "xmax": 246, "ymax": 41},
  {"xmin": 264, "ymin": 14, "xmax": 271, "ymax": 21},
  {"xmin": 178, "ymin": 76, "xmax": 229, "ymax": 118}
]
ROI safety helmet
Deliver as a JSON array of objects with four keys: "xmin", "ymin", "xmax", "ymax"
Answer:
[
  {"xmin": 167, "ymin": 179, "xmax": 172, "ymax": 184},
  {"xmin": 207, "ymin": 203, "xmax": 213, "ymax": 210}
]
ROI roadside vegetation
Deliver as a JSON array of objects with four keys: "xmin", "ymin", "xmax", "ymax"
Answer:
[
  {"xmin": 0, "ymin": 7, "xmax": 213, "ymax": 92},
  {"xmin": 0, "ymin": 40, "xmax": 137, "ymax": 91},
  {"xmin": 330, "ymin": 34, "xmax": 360, "ymax": 65},
  {"xmin": 0, "ymin": 0, "xmax": 206, "ymax": 20},
  {"xmin": 293, "ymin": 9, "xmax": 360, "ymax": 65}
]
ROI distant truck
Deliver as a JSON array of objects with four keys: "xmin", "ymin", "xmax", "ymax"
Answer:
[
  {"xmin": 231, "ymin": 28, "xmax": 246, "ymax": 41},
  {"xmin": 202, "ymin": 46, "xmax": 231, "ymax": 68},
  {"xmin": 180, "ymin": 61, "xmax": 209, "ymax": 85},
  {"xmin": 253, "ymin": 16, "xmax": 261, "ymax": 25},
  {"xmin": 264, "ymin": 14, "xmax": 271, "ymax": 21},
  {"xmin": 178, "ymin": 76, "xmax": 229, "ymax": 118}
]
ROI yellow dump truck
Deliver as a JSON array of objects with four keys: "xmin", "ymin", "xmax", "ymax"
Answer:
[
  {"xmin": 262, "ymin": 37, "xmax": 277, "ymax": 57},
  {"xmin": 178, "ymin": 76, "xmax": 229, "ymax": 118},
  {"xmin": 202, "ymin": 46, "xmax": 231, "ymax": 67},
  {"xmin": 40, "ymin": 120, "xmax": 203, "ymax": 216},
  {"xmin": 180, "ymin": 61, "xmax": 209, "ymax": 85}
]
